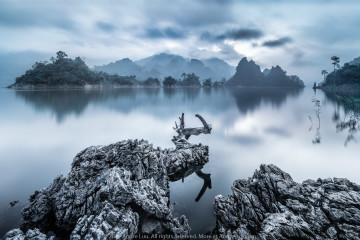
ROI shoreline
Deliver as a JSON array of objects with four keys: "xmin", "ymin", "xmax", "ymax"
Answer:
[
  {"xmin": 3, "ymin": 114, "xmax": 360, "ymax": 239},
  {"xmin": 5, "ymin": 84, "xmax": 306, "ymax": 90}
]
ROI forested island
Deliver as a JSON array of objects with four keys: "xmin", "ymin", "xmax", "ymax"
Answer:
[
  {"xmin": 8, "ymin": 51, "xmax": 147, "ymax": 89},
  {"xmin": 8, "ymin": 51, "xmax": 304, "ymax": 89},
  {"xmin": 318, "ymin": 56, "xmax": 360, "ymax": 91}
]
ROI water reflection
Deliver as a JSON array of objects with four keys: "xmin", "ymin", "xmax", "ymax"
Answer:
[
  {"xmin": 6, "ymin": 87, "xmax": 360, "ymax": 237},
  {"xmin": 15, "ymin": 88, "xmax": 304, "ymax": 124},
  {"xmin": 319, "ymin": 90, "xmax": 360, "ymax": 146},
  {"xmin": 195, "ymin": 170, "xmax": 212, "ymax": 202},
  {"xmin": 230, "ymin": 87, "xmax": 303, "ymax": 113},
  {"xmin": 309, "ymin": 98, "xmax": 321, "ymax": 144},
  {"xmin": 168, "ymin": 164, "xmax": 212, "ymax": 202},
  {"xmin": 322, "ymin": 90, "xmax": 360, "ymax": 146}
]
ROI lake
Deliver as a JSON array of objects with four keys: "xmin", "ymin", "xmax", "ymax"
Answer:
[{"xmin": 1, "ymin": 87, "xmax": 359, "ymax": 237}]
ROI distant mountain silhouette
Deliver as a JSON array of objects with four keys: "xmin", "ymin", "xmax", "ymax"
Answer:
[
  {"xmin": 227, "ymin": 57, "xmax": 304, "ymax": 87},
  {"xmin": 202, "ymin": 57, "xmax": 235, "ymax": 81},
  {"xmin": 93, "ymin": 58, "xmax": 159, "ymax": 80},
  {"xmin": 94, "ymin": 53, "xmax": 234, "ymax": 82},
  {"xmin": 349, "ymin": 56, "xmax": 360, "ymax": 65}
]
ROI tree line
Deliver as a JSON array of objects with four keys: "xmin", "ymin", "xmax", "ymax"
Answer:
[{"xmin": 11, "ymin": 51, "xmax": 225, "ymax": 88}]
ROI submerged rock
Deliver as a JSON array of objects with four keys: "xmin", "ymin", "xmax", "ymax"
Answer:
[
  {"xmin": 212, "ymin": 164, "xmax": 360, "ymax": 240},
  {"xmin": 5, "ymin": 114, "xmax": 211, "ymax": 240}
]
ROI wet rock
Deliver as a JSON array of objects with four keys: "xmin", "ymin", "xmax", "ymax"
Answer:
[
  {"xmin": 9, "ymin": 200, "xmax": 19, "ymax": 207},
  {"xmin": 212, "ymin": 164, "xmax": 360, "ymax": 240},
  {"xmin": 6, "ymin": 138, "xmax": 209, "ymax": 239},
  {"xmin": 4, "ymin": 228, "xmax": 51, "ymax": 240}
]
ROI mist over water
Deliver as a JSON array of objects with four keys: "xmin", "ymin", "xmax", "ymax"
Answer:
[{"xmin": 1, "ymin": 87, "xmax": 359, "ymax": 236}]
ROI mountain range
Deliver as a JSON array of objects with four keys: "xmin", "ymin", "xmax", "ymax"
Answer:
[{"xmin": 93, "ymin": 53, "xmax": 235, "ymax": 82}]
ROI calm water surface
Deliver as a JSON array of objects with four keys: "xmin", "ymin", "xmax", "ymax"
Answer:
[{"xmin": 1, "ymin": 87, "xmax": 359, "ymax": 236}]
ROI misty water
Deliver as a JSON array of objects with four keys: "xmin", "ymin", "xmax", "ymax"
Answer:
[{"xmin": 1, "ymin": 87, "xmax": 360, "ymax": 237}]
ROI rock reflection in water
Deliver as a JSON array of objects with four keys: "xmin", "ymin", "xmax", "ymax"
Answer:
[
  {"xmin": 230, "ymin": 87, "xmax": 303, "ymax": 114},
  {"xmin": 195, "ymin": 170, "xmax": 212, "ymax": 202},
  {"xmin": 168, "ymin": 113, "xmax": 213, "ymax": 202}
]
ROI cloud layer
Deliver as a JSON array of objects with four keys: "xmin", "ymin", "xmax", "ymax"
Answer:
[{"xmin": 0, "ymin": 0, "xmax": 360, "ymax": 84}]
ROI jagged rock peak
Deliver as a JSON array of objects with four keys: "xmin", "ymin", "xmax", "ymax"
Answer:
[{"xmin": 212, "ymin": 164, "xmax": 360, "ymax": 240}]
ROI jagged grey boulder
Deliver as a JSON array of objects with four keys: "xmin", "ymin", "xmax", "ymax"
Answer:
[
  {"xmin": 4, "ymin": 228, "xmax": 51, "ymax": 240},
  {"xmin": 212, "ymin": 164, "xmax": 360, "ymax": 240},
  {"xmin": 5, "ymin": 138, "xmax": 210, "ymax": 239},
  {"xmin": 4, "ymin": 113, "xmax": 211, "ymax": 240}
]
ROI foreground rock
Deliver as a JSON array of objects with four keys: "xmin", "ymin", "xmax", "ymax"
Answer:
[
  {"xmin": 5, "ymin": 114, "xmax": 211, "ymax": 240},
  {"xmin": 212, "ymin": 164, "xmax": 360, "ymax": 240}
]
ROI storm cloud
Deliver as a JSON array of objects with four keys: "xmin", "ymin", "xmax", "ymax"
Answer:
[
  {"xmin": 0, "ymin": 0, "xmax": 360, "ymax": 85},
  {"xmin": 262, "ymin": 37, "xmax": 292, "ymax": 47},
  {"xmin": 201, "ymin": 28, "xmax": 263, "ymax": 42}
]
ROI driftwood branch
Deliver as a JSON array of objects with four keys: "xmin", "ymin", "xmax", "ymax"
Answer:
[{"xmin": 172, "ymin": 113, "xmax": 212, "ymax": 147}]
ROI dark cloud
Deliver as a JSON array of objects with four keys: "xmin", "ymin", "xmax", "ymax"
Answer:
[
  {"xmin": 220, "ymin": 29, "xmax": 263, "ymax": 40},
  {"xmin": 201, "ymin": 28, "xmax": 263, "ymax": 42},
  {"xmin": 262, "ymin": 37, "xmax": 292, "ymax": 47},
  {"xmin": 96, "ymin": 22, "xmax": 116, "ymax": 32},
  {"xmin": 144, "ymin": 27, "xmax": 186, "ymax": 39},
  {"xmin": 0, "ymin": 4, "xmax": 77, "ymax": 31}
]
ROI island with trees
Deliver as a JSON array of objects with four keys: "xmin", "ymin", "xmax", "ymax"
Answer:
[
  {"xmin": 8, "ymin": 51, "xmax": 305, "ymax": 89},
  {"xmin": 317, "ymin": 56, "xmax": 360, "ymax": 91},
  {"xmin": 8, "ymin": 51, "xmax": 142, "ymax": 89}
]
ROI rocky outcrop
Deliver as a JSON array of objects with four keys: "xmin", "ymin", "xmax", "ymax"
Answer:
[
  {"xmin": 212, "ymin": 164, "xmax": 360, "ymax": 240},
  {"xmin": 227, "ymin": 57, "xmax": 304, "ymax": 87},
  {"xmin": 227, "ymin": 57, "xmax": 264, "ymax": 86},
  {"xmin": 5, "ymin": 114, "xmax": 211, "ymax": 240}
]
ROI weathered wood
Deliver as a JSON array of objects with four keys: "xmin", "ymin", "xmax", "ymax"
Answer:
[{"xmin": 172, "ymin": 113, "xmax": 212, "ymax": 147}]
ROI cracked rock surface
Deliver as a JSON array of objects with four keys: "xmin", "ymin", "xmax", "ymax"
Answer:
[
  {"xmin": 212, "ymin": 164, "xmax": 360, "ymax": 240},
  {"xmin": 5, "ymin": 139, "xmax": 208, "ymax": 240}
]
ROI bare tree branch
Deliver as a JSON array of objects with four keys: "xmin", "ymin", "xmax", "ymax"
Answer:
[{"xmin": 172, "ymin": 113, "xmax": 212, "ymax": 147}]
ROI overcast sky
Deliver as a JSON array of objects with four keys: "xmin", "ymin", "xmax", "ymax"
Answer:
[{"xmin": 0, "ymin": 0, "xmax": 359, "ymax": 84}]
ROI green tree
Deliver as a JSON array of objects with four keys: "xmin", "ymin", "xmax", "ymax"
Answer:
[
  {"xmin": 180, "ymin": 73, "xmax": 200, "ymax": 86},
  {"xmin": 56, "ymin": 51, "xmax": 68, "ymax": 59},
  {"xmin": 321, "ymin": 70, "xmax": 328, "ymax": 80},
  {"xmin": 203, "ymin": 78, "xmax": 212, "ymax": 87},
  {"xmin": 181, "ymin": 72, "xmax": 186, "ymax": 80},
  {"xmin": 163, "ymin": 76, "xmax": 177, "ymax": 87},
  {"xmin": 143, "ymin": 77, "xmax": 160, "ymax": 87},
  {"xmin": 331, "ymin": 56, "xmax": 340, "ymax": 70}
]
